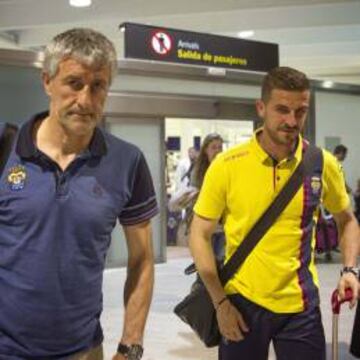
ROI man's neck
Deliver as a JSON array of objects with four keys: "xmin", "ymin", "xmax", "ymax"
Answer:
[
  {"xmin": 34, "ymin": 116, "xmax": 92, "ymax": 170},
  {"xmin": 257, "ymin": 131, "xmax": 297, "ymax": 162}
]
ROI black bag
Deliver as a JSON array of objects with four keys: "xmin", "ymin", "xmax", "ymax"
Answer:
[
  {"xmin": 174, "ymin": 277, "xmax": 221, "ymax": 347},
  {"xmin": 173, "ymin": 145, "xmax": 322, "ymax": 347}
]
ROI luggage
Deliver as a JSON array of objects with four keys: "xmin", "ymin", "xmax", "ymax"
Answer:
[
  {"xmin": 350, "ymin": 287, "xmax": 360, "ymax": 357},
  {"xmin": 315, "ymin": 208, "xmax": 339, "ymax": 258},
  {"xmin": 331, "ymin": 288, "xmax": 353, "ymax": 360}
]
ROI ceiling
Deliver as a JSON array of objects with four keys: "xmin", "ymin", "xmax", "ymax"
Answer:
[{"xmin": 0, "ymin": 0, "xmax": 360, "ymax": 85}]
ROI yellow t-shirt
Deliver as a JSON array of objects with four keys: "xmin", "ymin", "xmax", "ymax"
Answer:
[{"xmin": 194, "ymin": 132, "xmax": 349, "ymax": 313}]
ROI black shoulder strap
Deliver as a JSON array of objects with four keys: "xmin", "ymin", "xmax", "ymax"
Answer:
[
  {"xmin": 219, "ymin": 144, "xmax": 322, "ymax": 285},
  {"xmin": 0, "ymin": 123, "xmax": 18, "ymax": 178}
]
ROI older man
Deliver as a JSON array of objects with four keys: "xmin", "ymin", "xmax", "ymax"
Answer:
[{"xmin": 0, "ymin": 28, "xmax": 157, "ymax": 360}]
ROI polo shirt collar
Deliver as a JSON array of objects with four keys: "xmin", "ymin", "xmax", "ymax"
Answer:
[
  {"xmin": 16, "ymin": 111, "xmax": 107, "ymax": 159},
  {"xmin": 250, "ymin": 127, "xmax": 302, "ymax": 164}
]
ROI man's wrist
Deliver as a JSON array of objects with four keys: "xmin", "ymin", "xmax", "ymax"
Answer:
[
  {"xmin": 117, "ymin": 343, "xmax": 143, "ymax": 360},
  {"xmin": 215, "ymin": 296, "xmax": 229, "ymax": 311},
  {"xmin": 340, "ymin": 266, "xmax": 360, "ymax": 278}
]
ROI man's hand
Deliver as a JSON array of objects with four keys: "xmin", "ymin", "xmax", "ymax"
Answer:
[
  {"xmin": 216, "ymin": 299, "xmax": 249, "ymax": 342},
  {"xmin": 338, "ymin": 272, "xmax": 359, "ymax": 308},
  {"xmin": 112, "ymin": 353, "xmax": 126, "ymax": 360}
]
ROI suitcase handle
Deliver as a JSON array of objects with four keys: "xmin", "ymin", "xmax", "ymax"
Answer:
[{"xmin": 331, "ymin": 288, "xmax": 353, "ymax": 314}]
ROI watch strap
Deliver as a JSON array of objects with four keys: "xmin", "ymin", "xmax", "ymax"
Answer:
[
  {"xmin": 117, "ymin": 343, "xmax": 130, "ymax": 355},
  {"xmin": 341, "ymin": 266, "xmax": 360, "ymax": 278},
  {"xmin": 117, "ymin": 343, "xmax": 144, "ymax": 359}
]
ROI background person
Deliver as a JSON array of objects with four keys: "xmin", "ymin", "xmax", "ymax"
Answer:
[
  {"xmin": 333, "ymin": 144, "xmax": 348, "ymax": 162},
  {"xmin": 315, "ymin": 143, "xmax": 351, "ymax": 258},
  {"xmin": 333, "ymin": 144, "xmax": 352, "ymax": 193},
  {"xmin": 169, "ymin": 135, "xmax": 223, "ymax": 251},
  {"xmin": 190, "ymin": 133, "xmax": 224, "ymax": 260},
  {"xmin": 174, "ymin": 146, "xmax": 198, "ymax": 191}
]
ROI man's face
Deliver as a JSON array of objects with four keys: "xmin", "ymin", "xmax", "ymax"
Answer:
[
  {"xmin": 335, "ymin": 152, "xmax": 346, "ymax": 162},
  {"xmin": 42, "ymin": 58, "xmax": 111, "ymax": 137},
  {"xmin": 256, "ymin": 89, "xmax": 310, "ymax": 147},
  {"xmin": 188, "ymin": 148, "xmax": 198, "ymax": 162}
]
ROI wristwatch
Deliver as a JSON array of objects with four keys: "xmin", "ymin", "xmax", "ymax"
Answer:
[
  {"xmin": 117, "ymin": 343, "xmax": 144, "ymax": 359},
  {"xmin": 341, "ymin": 266, "xmax": 360, "ymax": 278}
]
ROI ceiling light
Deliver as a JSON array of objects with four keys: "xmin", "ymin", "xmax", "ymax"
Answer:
[
  {"xmin": 238, "ymin": 30, "xmax": 255, "ymax": 39},
  {"xmin": 322, "ymin": 80, "xmax": 334, "ymax": 89},
  {"xmin": 69, "ymin": 0, "xmax": 92, "ymax": 7}
]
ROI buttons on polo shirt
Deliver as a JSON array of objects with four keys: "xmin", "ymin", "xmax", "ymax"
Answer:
[{"xmin": 56, "ymin": 172, "xmax": 69, "ymax": 197}]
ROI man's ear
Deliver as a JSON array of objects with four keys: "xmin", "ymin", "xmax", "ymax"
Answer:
[
  {"xmin": 42, "ymin": 72, "xmax": 52, "ymax": 96},
  {"xmin": 255, "ymin": 99, "xmax": 265, "ymax": 119}
]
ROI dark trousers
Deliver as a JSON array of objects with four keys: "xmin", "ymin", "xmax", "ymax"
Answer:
[{"xmin": 219, "ymin": 294, "xmax": 326, "ymax": 360}]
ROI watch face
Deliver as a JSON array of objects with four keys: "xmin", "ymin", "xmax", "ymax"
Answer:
[{"xmin": 128, "ymin": 344, "xmax": 143, "ymax": 360}]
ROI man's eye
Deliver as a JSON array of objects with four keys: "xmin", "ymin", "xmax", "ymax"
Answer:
[
  {"xmin": 92, "ymin": 81, "xmax": 106, "ymax": 92},
  {"xmin": 277, "ymin": 107, "xmax": 289, "ymax": 114},
  {"xmin": 296, "ymin": 109, "xmax": 307, "ymax": 117},
  {"xmin": 67, "ymin": 80, "xmax": 83, "ymax": 90}
]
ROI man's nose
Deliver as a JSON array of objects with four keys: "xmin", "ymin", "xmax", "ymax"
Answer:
[
  {"xmin": 77, "ymin": 86, "xmax": 92, "ymax": 108},
  {"xmin": 285, "ymin": 112, "xmax": 298, "ymax": 127}
]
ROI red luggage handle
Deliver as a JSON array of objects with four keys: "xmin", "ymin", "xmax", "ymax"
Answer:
[{"xmin": 331, "ymin": 288, "xmax": 353, "ymax": 314}]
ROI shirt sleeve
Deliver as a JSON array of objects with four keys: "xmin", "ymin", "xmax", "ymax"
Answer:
[
  {"xmin": 322, "ymin": 150, "xmax": 350, "ymax": 214},
  {"xmin": 193, "ymin": 155, "xmax": 227, "ymax": 220},
  {"xmin": 119, "ymin": 151, "xmax": 159, "ymax": 226}
]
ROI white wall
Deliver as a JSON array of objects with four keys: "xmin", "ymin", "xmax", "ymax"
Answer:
[
  {"xmin": 0, "ymin": 65, "xmax": 47, "ymax": 124},
  {"xmin": 315, "ymin": 90, "xmax": 360, "ymax": 191},
  {"xmin": 106, "ymin": 117, "xmax": 165, "ymax": 266}
]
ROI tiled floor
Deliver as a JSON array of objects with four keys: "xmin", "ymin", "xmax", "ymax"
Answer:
[{"xmin": 101, "ymin": 247, "xmax": 359, "ymax": 359}]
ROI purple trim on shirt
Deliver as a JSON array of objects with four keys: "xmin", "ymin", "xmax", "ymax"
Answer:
[
  {"xmin": 298, "ymin": 180, "xmax": 310, "ymax": 309},
  {"xmin": 297, "ymin": 142, "xmax": 321, "ymax": 310},
  {"xmin": 120, "ymin": 206, "xmax": 159, "ymax": 226}
]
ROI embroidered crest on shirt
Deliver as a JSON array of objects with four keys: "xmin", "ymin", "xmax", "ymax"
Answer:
[
  {"xmin": 310, "ymin": 176, "xmax": 321, "ymax": 195},
  {"xmin": 7, "ymin": 165, "xmax": 27, "ymax": 191}
]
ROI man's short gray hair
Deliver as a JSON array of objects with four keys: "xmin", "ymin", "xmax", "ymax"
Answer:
[{"xmin": 43, "ymin": 28, "xmax": 117, "ymax": 83}]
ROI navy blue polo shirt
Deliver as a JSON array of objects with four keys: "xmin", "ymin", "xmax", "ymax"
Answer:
[{"xmin": 0, "ymin": 112, "xmax": 159, "ymax": 359}]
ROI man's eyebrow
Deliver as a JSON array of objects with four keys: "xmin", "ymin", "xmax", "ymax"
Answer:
[
  {"xmin": 275, "ymin": 104, "xmax": 289, "ymax": 109},
  {"xmin": 65, "ymin": 74, "xmax": 82, "ymax": 79},
  {"xmin": 62, "ymin": 75, "xmax": 81, "ymax": 82}
]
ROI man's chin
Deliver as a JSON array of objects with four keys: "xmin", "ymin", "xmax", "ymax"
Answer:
[
  {"xmin": 274, "ymin": 133, "xmax": 298, "ymax": 146},
  {"xmin": 64, "ymin": 121, "xmax": 97, "ymax": 137},
  {"xmin": 74, "ymin": 124, "xmax": 96, "ymax": 136},
  {"xmin": 281, "ymin": 130, "xmax": 298, "ymax": 140}
]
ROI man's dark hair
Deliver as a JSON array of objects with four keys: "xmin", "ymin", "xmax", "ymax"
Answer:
[
  {"xmin": 333, "ymin": 144, "xmax": 348, "ymax": 156},
  {"xmin": 261, "ymin": 66, "xmax": 310, "ymax": 103}
]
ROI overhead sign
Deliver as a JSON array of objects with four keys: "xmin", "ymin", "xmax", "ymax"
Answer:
[{"xmin": 121, "ymin": 22, "xmax": 279, "ymax": 73}]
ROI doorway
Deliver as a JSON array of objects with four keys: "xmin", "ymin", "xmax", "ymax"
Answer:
[{"xmin": 165, "ymin": 117, "xmax": 254, "ymax": 253}]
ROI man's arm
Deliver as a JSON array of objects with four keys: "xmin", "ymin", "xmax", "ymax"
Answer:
[
  {"xmin": 189, "ymin": 214, "xmax": 248, "ymax": 342},
  {"xmin": 112, "ymin": 220, "xmax": 154, "ymax": 360},
  {"xmin": 333, "ymin": 207, "xmax": 360, "ymax": 306}
]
